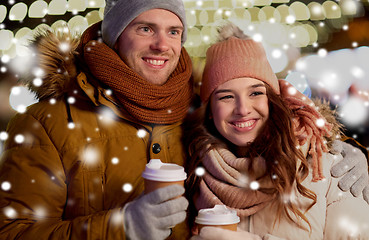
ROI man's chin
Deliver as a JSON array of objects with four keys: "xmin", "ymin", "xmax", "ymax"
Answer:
[{"xmin": 143, "ymin": 74, "xmax": 170, "ymax": 85}]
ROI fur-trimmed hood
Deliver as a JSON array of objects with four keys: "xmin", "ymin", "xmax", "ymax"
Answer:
[{"xmin": 21, "ymin": 28, "xmax": 80, "ymax": 101}]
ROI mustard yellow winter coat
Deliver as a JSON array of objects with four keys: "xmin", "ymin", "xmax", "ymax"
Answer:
[{"xmin": 0, "ymin": 27, "xmax": 190, "ymax": 239}]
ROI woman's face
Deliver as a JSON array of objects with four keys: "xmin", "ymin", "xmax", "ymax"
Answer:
[{"xmin": 210, "ymin": 78, "xmax": 269, "ymax": 147}]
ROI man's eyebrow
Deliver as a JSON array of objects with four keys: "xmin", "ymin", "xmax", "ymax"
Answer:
[{"xmin": 131, "ymin": 21, "xmax": 184, "ymax": 30}]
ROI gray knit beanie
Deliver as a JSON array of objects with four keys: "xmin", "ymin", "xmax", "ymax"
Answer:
[{"xmin": 102, "ymin": 0, "xmax": 187, "ymax": 48}]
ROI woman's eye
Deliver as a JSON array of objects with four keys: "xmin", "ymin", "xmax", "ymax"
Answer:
[
  {"xmin": 219, "ymin": 95, "xmax": 233, "ymax": 100},
  {"xmin": 251, "ymin": 91, "xmax": 264, "ymax": 96}
]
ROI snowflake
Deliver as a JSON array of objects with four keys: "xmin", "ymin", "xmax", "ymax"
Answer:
[
  {"xmin": 1, "ymin": 54, "xmax": 10, "ymax": 63},
  {"xmin": 137, "ymin": 129, "xmax": 146, "ymax": 138},
  {"xmin": 14, "ymin": 134, "xmax": 25, "ymax": 144},
  {"xmin": 287, "ymin": 86, "xmax": 297, "ymax": 95},
  {"xmin": 111, "ymin": 210, "xmax": 124, "ymax": 226},
  {"xmin": 98, "ymin": 108, "xmax": 115, "ymax": 124},
  {"xmin": 122, "ymin": 183, "xmax": 133, "ymax": 192},
  {"xmin": 316, "ymin": 118, "xmax": 325, "ymax": 128},
  {"xmin": 195, "ymin": 167, "xmax": 205, "ymax": 176},
  {"xmin": 33, "ymin": 78, "xmax": 43, "ymax": 87},
  {"xmin": 1, "ymin": 181, "xmax": 11, "ymax": 191},
  {"xmin": 0, "ymin": 132, "xmax": 8, "ymax": 141},
  {"xmin": 59, "ymin": 43, "xmax": 70, "ymax": 53},
  {"xmin": 3, "ymin": 206, "xmax": 17, "ymax": 218},
  {"xmin": 250, "ymin": 181, "xmax": 260, "ymax": 190},
  {"xmin": 82, "ymin": 147, "xmax": 99, "ymax": 166},
  {"xmin": 111, "ymin": 157, "xmax": 119, "ymax": 165},
  {"xmin": 49, "ymin": 98, "xmax": 56, "ymax": 105},
  {"xmin": 67, "ymin": 97, "xmax": 76, "ymax": 104},
  {"xmin": 34, "ymin": 206, "xmax": 46, "ymax": 218}
]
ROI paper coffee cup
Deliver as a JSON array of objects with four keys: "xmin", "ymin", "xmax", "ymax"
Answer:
[
  {"xmin": 195, "ymin": 205, "xmax": 240, "ymax": 231},
  {"xmin": 142, "ymin": 159, "xmax": 187, "ymax": 194}
]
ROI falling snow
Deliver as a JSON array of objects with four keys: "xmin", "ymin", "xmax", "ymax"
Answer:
[
  {"xmin": 34, "ymin": 206, "xmax": 46, "ymax": 218},
  {"xmin": 33, "ymin": 78, "xmax": 43, "ymax": 87},
  {"xmin": 122, "ymin": 183, "xmax": 133, "ymax": 192},
  {"xmin": 250, "ymin": 181, "xmax": 260, "ymax": 190},
  {"xmin": 67, "ymin": 97, "xmax": 76, "ymax": 104},
  {"xmin": 3, "ymin": 206, "xmax": 17, "ymax": 218},
  {"xmin": 59, "ymin": 42, "xmax": 70, "ymax": 53},
  {"xmin": 0, "ymin": 132, "xmax": 8, "ymax": 141},
  {"xmin": 111, "ymin": 157, "xmax": 119, "ymax": 165},
  {"xmin": 195, "ymin": 167, "xmax": 205, "ymax": 176},
  {"xmin": 49, "ymin": 98, "xmax": 56, "ymax": 105},
  {"xmin": 137, "ymin": 129, "xmax": 146, "ymax": 138},
  {"xmin": 110, "ymin": 210, "xmax": 124, "ymax": 226},
  {"xmin": 1, "ymin": 181, "xmax": 11, "ymax": 191},
  {"xmin": 316, "ymin": 118, "xmax": 325, "ymax": 128},
  {"xmin": 14, "ymin": 134, "xmax": 24, "ymax": 144},
  {"xmin": 82, "ymin": 147, "xmax": 99, "ymax": 166}
]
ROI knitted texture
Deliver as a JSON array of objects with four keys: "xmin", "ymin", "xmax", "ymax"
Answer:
[
  {"xmin": 195, "ymin": 148, "xmax": 275, "ymax": 217},
  {"xmin": 80, "ymin": 23, "xmax": 193, "ymax": 124},
  {"xmin": 102, "ymin": 0, "xmax": 187, "ymax": 48},
  {"xmin": 279, "ymin": 80, "xmax": 333, "ymax": 181},
  {"xmin": 200, "ymin": 37, "xmax": 280, "ymax": 102}
]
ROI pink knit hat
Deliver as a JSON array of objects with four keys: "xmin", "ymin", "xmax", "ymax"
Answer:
[{"xmin": 200, "ymin": 35, "xmax": 280, "ymax": 102}]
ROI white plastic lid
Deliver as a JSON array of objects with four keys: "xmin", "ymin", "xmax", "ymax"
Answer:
[
  {"xmin": 195, "ymin": 205, "xmax": 240, "ymax": 225},
  {"xmin": 142, "ymin": 159, "xmax": 187, "ymax": 182}
]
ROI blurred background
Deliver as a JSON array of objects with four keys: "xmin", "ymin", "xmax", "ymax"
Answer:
[{"xmin": 1, "ymin": 0, "xmax": 369, "ymax": 153}]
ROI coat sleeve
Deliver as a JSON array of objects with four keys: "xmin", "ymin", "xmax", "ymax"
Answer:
[
  {"xmin": 324, "ymin": 154, "xmax": 369, "ymax": 240},
  {"xmin": 0, "ymin": 113, "xmax": 126, "ymax": 240}
]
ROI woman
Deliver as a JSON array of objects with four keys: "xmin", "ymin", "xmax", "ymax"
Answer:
[{"xmin": 184, "ymin": 24, "xmax": 369, "ymax": 240}]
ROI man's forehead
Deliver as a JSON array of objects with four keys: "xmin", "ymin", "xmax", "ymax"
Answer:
[{"xmin": 130, "ymin": 8, "xmax": 183, "ymax": 27}]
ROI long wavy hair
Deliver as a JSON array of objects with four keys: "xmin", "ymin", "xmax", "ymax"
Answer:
[{"xmin": 183, "ymin": 84, "xmax": 317, "ymax": 231}]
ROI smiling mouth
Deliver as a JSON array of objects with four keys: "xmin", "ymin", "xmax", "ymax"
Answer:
[
  {"xmin": 144, "ymin": 58, "xmax": 166, "ymax": 66},
  {"xmin": 233, "ymin": 120, "xmax": 256, "ymax": 128}
]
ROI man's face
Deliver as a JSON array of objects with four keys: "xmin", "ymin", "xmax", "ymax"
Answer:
[{"xmin": 116, "ymin": 9, "xmax": 183, "ymax": 85}]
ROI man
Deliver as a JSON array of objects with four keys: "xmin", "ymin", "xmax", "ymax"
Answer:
[
  {"xmin": 0, "ymin": 0, "xmax": 367, "ymax": 239},
  {"xmin": 0, "ymin": 0, "xmax": 191, "ymax": 239}
]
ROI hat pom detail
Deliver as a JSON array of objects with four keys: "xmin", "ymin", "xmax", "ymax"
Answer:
[{"xmin": 217, "ymin": 23, "xmax": 250, "ymax": 42}]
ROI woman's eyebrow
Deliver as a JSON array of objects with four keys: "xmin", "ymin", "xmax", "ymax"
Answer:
[
  {"xmin": 214, "ymin": 89, "xmax": 232, "ymax": 94},
  {"xmin": 214, "ymin": 83, "xmax": 266, "ymax": 94}
]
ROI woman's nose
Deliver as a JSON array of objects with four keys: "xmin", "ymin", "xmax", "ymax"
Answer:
[{"xmin": 234, "ymin": 99, "xmax": 251, "ymax": 116}]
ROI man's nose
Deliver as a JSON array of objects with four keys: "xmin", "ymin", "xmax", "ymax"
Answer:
[{"xmin": 150, "ymin": 32, "xmax": 170, "ymax": 52}]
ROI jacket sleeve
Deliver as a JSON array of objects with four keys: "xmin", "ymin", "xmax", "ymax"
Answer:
[
  {"xmin": 0, "ymin": 113, "xmax": 126, "ymax": 240},
  {"xmin": 324, "ymin": 154, "xmax": 369, "ymax": 240}
]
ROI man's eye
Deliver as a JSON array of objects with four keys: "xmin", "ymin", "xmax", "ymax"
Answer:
[
  {"xmin": 170, "ymin": 30, "xmax": 181, "ymax": 35},
  {"xmin": 140, "ymin": 27, "xmax": 150, "ymax": 32}
]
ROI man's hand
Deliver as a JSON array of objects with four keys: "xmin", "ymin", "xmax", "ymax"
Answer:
[
  {"xmin": 124, "ymin": 184, "xmax": 188, "ymax": 240},
  {"xmin": 190, "ymin": 227, "xmax": 261, "ymax": 240},
  {"xmin": 331, "ymin": 140, "xmax": 369, "ymax": 203}
]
